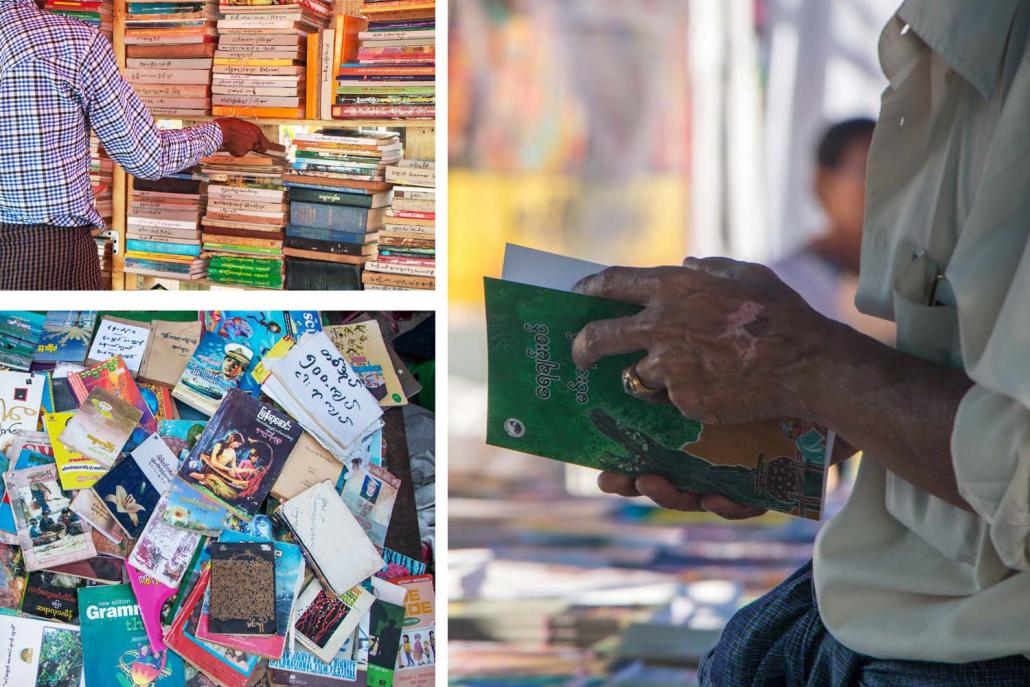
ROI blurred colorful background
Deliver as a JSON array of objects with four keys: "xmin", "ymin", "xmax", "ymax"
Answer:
[{"xmin": 448, "ymin": 1, "xmax": 897, "ymax": 684}]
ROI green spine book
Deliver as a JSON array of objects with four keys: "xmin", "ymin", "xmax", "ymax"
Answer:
[{"xmin": 484, "ymin": 277, "xmax": 832, "ymax": 520}]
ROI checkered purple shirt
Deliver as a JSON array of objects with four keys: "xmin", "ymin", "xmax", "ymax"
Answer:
[{"xmin": 0, "ymin": 0, "xmax": 223, "ymax": 228}]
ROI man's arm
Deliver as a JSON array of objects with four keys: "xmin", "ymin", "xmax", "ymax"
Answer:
[
  {"xmin": 76, "ymin": 33, "xmax": 267, "ymax": 179},
  {"xmin": 570, "ymin": 257, "xmax": 974, "ymax": 516}
]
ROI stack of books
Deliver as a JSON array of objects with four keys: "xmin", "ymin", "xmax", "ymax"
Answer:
[
  {"xmin": 200, "ymin": 145, "xmax": 290, "ymax": 289},
  {"xmin": 211, "ymin": 0, "xmax": 333, "ymax": 119},
  {"xmin": 45, "ymin": 0, "xmax": 112, "ymax": 39},
  {"xmin": 281, "ymin": 128, "xmax": 401, "ymax": 287},
  {"xmin": 96, "ymin": 236, "xmax": 113, "ymax": 287},
  {"xmin": 334, "ymin": 0, "xmax": 435, "ymax": 120},
  {"xmin": 124, "ymin": 0, "xmax": 218, "ymax": 116},
  {"xmin": 123, "ymin": 176, "xmax": 208, "ymax": 281},
  {"xmin": 90, "ymin": 134, "xmax": 115, "ymax": 289},
  {"xmin": 363, "ymin": 160, "xmax": 435, "ymax": 289}
]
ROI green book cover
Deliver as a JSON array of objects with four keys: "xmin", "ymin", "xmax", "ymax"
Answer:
[
  {"xmin": 79, "ymin": 583, "xmax": 186, "ymax": 687},
  {"xmin": 484, "ymin": 277, "xmax": 831, "ymax": 520}
]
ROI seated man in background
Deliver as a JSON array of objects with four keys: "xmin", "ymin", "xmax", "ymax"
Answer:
[{"xmin": 573, "ymin": 2, "xmax": 1030, "ymax": 684}]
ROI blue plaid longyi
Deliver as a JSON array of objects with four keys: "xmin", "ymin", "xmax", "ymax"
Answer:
[
  {"xmin": 699, "ymin": 561, "xmax": 1030, "ymax": 687},
  {"xmin": 0, "ymin": 0, "xmax": 222, "ymax": 230}
]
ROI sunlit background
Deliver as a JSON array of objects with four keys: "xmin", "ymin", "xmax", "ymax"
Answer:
[{"xmin": 448, "ymin": 1, "xmax": 895, "ymax": 684}]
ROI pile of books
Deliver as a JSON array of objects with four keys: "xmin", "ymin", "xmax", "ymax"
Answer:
[
  {"xmin": 45, "ymin": 0, "xmax": 112, "ymax": 39},
  {"xmin": 364, "ymin": 160, "xmax": 435, "ymax": 289},
  {"xmin": 0, "ymin": 310, "xmax": 435, "ymax": 687},
  {"xmin": 334, "ymin": 0, "xmax": 436, "ymax": 120},
  {"xmin": 123, "ymin": 176, "xmax": 208, "ymax": 282},
  {"xmin": 212, "ymin": 0, "xmax": 334, "ymax": 119},
  {"xmin": 200, "ymin": 145, "xmax": 290, "ymax": 289},
  {"xmin": 124, "ymin": 0, "xmax": 218, "ymax": 116},
  {"xmin": 281, "ymin": 128, "xmax": 401, "ymax": 288},
  {"xmin": 88, "ymin": 134, "xmax": 115, "ymax": 288}
]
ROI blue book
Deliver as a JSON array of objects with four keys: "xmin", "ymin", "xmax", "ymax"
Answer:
[
  {"xmin": 289, "ymin": 201, "xmax": 379, "ymax": 233},
  {"xmin": 286, "ymin": 225, "xmax": 371, "ymax": 245},
  {"xmin": 35, "ymin": 311, "xmax": 97, "ymax": 364},
  {"xmin": 124, "ymin": 259, "xmax": 193, "ymax": 274},
  {"xmin": 126, "ymin": 240, "xmax": 202, "ymax": 257},
  {"xmin": 79, "ymin": 584, "xmax": 186, "ymax": 687},
  {"xmin": 0, "ymin": 312, "xmax": 45, "ymax": 371}
]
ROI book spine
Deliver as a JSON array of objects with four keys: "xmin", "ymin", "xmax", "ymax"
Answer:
[
  {"xmin": 287, "ymin": 187, "xmax": 372, "ymax": 208},
  {"xmin": 285, "ymin": 225, "xmax": 371, "ymax": 244},
  {"xmin": 126, "ymin": 240, "xmax": 202, "ymax": 256},
  {"xmin": 289, "ymin": 201, "xmax": 373, "ymax": 232}
]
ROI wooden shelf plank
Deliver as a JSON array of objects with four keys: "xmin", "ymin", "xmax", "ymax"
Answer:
[{"xmin": 172, "ymin": 116, "xmax": 434, "ymax": 129}]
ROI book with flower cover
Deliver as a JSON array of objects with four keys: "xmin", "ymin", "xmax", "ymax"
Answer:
[{"xmin": 485, "ymin": 246, "xmax": 834, "ymax": 520}]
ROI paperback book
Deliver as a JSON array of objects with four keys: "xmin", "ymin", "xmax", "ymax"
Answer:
[
  {"xmin": 0, "ymin": 311, "xmax": 45, "ymax": 371},
  {"xmin": 35, "ymin": 311, "xmax": 98, "ymax": 364}
]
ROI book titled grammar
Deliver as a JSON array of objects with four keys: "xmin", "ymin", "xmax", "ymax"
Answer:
[{"xmin": 79, "ymin": 583, "xmax": 186, "ymax": 687}]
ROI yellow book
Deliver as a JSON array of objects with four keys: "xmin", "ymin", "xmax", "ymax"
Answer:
[
  {"xmin": 124, "ymin": 251, "xmax": 197, "ymax": 263},
  {"xmin": 212, "ymin": 105, "xmax": 307, "ymax": 119},
  {"xmin": 43, "ymin": 412, "xmax": 107, "ymax": 490},
  {"xmin": 306, "ymin": 31, "xmax": 319, "ymax": 119}
]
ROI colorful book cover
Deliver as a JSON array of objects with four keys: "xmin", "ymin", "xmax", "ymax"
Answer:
[
  {"xmin": 6, "ymin": 463, "xmax": 97, "ymax": 572},
  {"xmin": 128, "ymin": 495, "xmax": 202, "ymax": 589},
  {"xmin": 85, "ymin": 316, "xmax": 152, "ymax": 376},
  {"xmin": 293, "ymin": 578, "xmax": 374, "ymax": 664},
  {"xmin": 159, "ymin": 420, "xmax": 208, "ymax": 463},
  {"xmin": 0, "ymin": 311, "xmax": 46, "ymax": 371},
  {"xmin": 163, "ymin": 568, "xmax": 261, "ymax": 687},
  {"xmin": 92, "ymin": 437, "xmax": 175, "ymax": 539},
  {"xmin": 206, "ymin": 541, "xmax": 277, "ymax": 636},
  {"xmin": 365, "ymin": 579, "xmax": 407, "ymax": 687},
  {"xmin": 0, "ymin": 614, "xmax": 83, "ymax": 686},
  {"xmin": 176, "ymin": 389, "xmax": 302, "ymax": 521},
  {"xmin": 70, "ymin": 489, "xmax": 128, "ymax": 545},
  {"xmin": 0, "ymin": 371, "xmax": 46, "ymax": 442},
  {"xmin": 43, "ymin": 411, "xmax": 107, "ymax": 490},
  {"xmin": 0, "ymin": 543, "xmax": 26, "ymax": 611},
  {"xmin": 126, "ymin": 561, "xmax": 179, "ymax": 654},
  {"xmin": 68, "ymin": 356, "xmax": 158, "ymax": 451},
  {"xmin": 60, "ymin": 387, "xmax": 143, "ymax": 467},
  {"xmin": 79, "ymin": 583, "xmax": 186, "ymax": 687},
  {"xmin": 35, "ymin": 311, "xmax": 98, "ymax": 364},
  {"xmin": 161, "ymin": 478, "xmax": 230, "ymax": 536},
  {"xmin": 378, "ymin": 548, "xmax": 426, "ymax": 581},
  {"xmin": 325, "ymin": 321, "xmax": 407, "ymax": 406},
  {"xmin": 268, "ymin": 647, "xmax": 360, "ymax": 686},
  {"xmin": 20, "ymin": 570, "xmax": 85, "ymax": 624},
  {"xmin": 340, "ymin": 465, "xmax": 400, "ymax": 550},
  {"xmin": 140, "ymin": 383, "xmax": 178, "ymax": 423},
  {"xmin": 340, "ymin": 428, "xmax": 383, "ymax": 484},
  {"xmin": 393, "ymin": 575, "xmax": 434, "ymax": 686},
  {"xmin": 484, "ymin": 277, "xmax": 833, "ymax": 520}
]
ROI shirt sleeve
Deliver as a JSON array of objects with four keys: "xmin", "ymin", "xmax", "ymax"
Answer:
[{"xmin": 75, "ymin": 32, "xmax": 223, "ymax": 180}]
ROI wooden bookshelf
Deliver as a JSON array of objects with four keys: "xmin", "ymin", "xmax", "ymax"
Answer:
[{"xmin": 109, "ymin": 0, "xmax": 436, "ymax": 291}]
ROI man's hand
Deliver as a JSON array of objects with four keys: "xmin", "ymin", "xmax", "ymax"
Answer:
[
  {"xmin": 572, "ymin": 257, "xmax": 833, "ymax": 425},
  {"xmin": 599, "ymin": 472, "xmax": 768, "ymax": 519},
  {"xmin": 214, "ymin": 118, "xmax": 270, "ymax": 157}
]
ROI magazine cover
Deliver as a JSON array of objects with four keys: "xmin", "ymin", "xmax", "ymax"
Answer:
[
  {"xmin": 0, "ymin": 614, "xmax": 83, "ymax": 687},
  {"xmin": 0, "ymin": 372, "xmax": 46, "ymax": 442},
  {"xmin": 79, "ymin": 583, "xmax": 186, "ymax": 687},
  {"xmin": 0, "ymin": 311, "xmax": 46, "ymax": 371},
  {"xmin": 35, "ymin": 311, "xmax": 98, "ymax": 364},
  {"xmin": 59, "ymin": 388, "xmax": 144, "ymax": 468},
  {"xmin": 176, "ymin": 389, "xmax": 302, "ymax": 521},
  {"xmin": 393, "ymin": 575, "xmax": 435, "ymax": 687},
  {"xmin": 325, "ymin": 321, "xmax": 407, "ymax": 406},
  {"xmin": 7, "ymin": 464, "xmax": 97, "ymax": 571},
  {"xmin": 485, "ymin": 277, "xmax": 833, "ymax": 520}
]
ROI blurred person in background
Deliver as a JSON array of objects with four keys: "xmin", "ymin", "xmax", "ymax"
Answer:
[{"xmin": 572, "ymin": 2, "xmax": 1030, "ymax": 685}]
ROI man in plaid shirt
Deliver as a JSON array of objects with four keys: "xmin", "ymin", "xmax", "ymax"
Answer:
[{"xmin": 0, "ymin": 0, "xmax": 268, "ymax": 290}]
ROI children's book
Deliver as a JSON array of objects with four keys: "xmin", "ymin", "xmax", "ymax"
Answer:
[
  {"xmin": 126, "ymin": 560, "xmax": 179, "ymax": 654},
  {"xmin": 6, "ymin": 463, "xmax": 97, "ymax": 571},
  {"xmin": 393, "ymin": 575, "xmax": 434, "ymax": 686},
  {"xmin": 69, "ymin": 355, "xmax": 159, "ymax": 451},
  {"xmin": 340, "ymin": 465, "xmax": 400, "ymax": 550},
  {"xmin": 35, "ymin": 311, "xmax": 98, "ymax": 364},
  {"xmin": 174, "ymin": 389, "xmax": 302, "ymax": 525},
  {"xmin": 206, "ymin": 541, "xmax": 277, "ymax": 637},
  {"xmin": 276, "ymin": 480, "xmax": 384, "ymax": 597},
  {"xmin": 365, "ymin": 578, "xmax": 407, "ymax": 687},
  {"xmin": 325, "ymin": 321, "xmax": 408, "ymax": 407},
  {"xmin": 0, "ymin": 371, "xmax": 46, "ymax": 442},
  {"xmin": 0, "ymin": 614, "xmax": 83, "ymax": 686},
  {"xmin": 484, "ymin": 246, "xmax": 834, "ymax": 520},
  {"xmin": 79, "ymin": 583, "xmax": 187, "ymax": 687},
  {"xmin": 86, "ymin": 316, "xmax": 152, "ymax": 375},
  {"xmin": 128, "ymin": 495, "xmax": 202, "ymax": 588},
  {"xmin": 21, "ymin": 570, "xmax": 85, "ymax": 624},
  {"xmin": 60, "ymin": 388, "xmax": 143, "ymax": 468},
  {"xmin": 139, "ymin": 318, "xmax": 204, "ymax": 388},
  {"xmin": 43, "ymin": 411, "xmax": 107, "ymax": 491},
  {"xmin": 0, "ymin": 311, "xmax": 46, "ymax": 371},
  {"xmin": 293, "ymin": 578, "xmax": 374, "ymax": 664}
]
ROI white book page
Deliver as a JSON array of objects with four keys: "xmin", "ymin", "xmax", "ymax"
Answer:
[{"xmin": 501, "ymin": 243, "xmax": 608, "ymax": 292}]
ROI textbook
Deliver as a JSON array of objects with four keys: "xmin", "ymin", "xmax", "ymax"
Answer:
[{"xmin": 485, "ymin": 246, "xmax": 834, "ymax": 520}]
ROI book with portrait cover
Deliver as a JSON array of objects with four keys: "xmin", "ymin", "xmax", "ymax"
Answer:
[
  {"xmin": 79, "ymin": 583, "xmax": 186, "ymax": 687},
  {"xmin": 485, "ymin": 254, "xmax": 834, "ymax": 520}
]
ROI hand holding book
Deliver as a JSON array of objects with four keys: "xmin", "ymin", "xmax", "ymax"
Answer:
[{"xmin": 213, "ymin": 117, "xmax": 272, "ymax": 157}]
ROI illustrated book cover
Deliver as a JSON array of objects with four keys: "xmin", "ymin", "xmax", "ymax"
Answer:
[
  {"xmin": 128, "ymin": 495, "xmax": 202, "ymax": 589},
  {"xmin": 325, "ymin": 321, "xmax": 407, "ymax": 407},
  {"xmin": 0, "ymin": 614, "xmax": 83, "ymax": 686},
  {"xmin": 68, "ymin": 355, "xmax": 158, "ymax": 451},
  {"xmin": 60, "ymin": 387, "xmax": 143, "ymax": 468},
  {"xmin": 485, "ymin": 264, "xmax": 833, "ymax": 520},
  {"xmin": 339, "ymin": 464, "xmax": 400, "ymax": 550},
  {"xmin": 35, "ymin": 311, "xmax": 98, "ymax": 364},
  {"xmin": 43, "ymin": 411, "xmax": 107, "ymax": 491},
  {"xmin": 293, "ymin": 578, "xmax": 374, "ymax": 664},
  {"xmin": 20, "ymin": 570, "xmax": 85, "ymax": 624},
  {"xmin": 0, "ymin": 311, "xmax": 45, "ymax": 371}
]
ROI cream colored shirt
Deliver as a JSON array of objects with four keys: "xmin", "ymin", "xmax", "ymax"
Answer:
[{"xmin": 813, "ymin": 0, "xmax": 1030, "ymax": 663}]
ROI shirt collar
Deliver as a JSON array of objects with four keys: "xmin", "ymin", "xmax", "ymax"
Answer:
[{"xmin": 894, "ymin": 0, "xmax": 1020, "ymax": 99}]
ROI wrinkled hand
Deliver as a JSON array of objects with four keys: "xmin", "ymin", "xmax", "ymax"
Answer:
[
  {"xmin": 598, "ymin": 472, "xmax": 768, "ymax": 519},
  {"xmin": 214, "ymin": 117, "xmax": 270, "ymax": 157},
  {"xmin": 572, "ymin": 257, "xmax": 833, "ymax": 425}
]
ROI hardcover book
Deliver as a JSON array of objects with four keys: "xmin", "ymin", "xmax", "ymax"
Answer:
[
  {"xmin": 206, "ymin": 541, "xmax": 276, "ymax": 636},
  {"xmin": 6, "ymin": 463, "xmax": 97, "ymax": 571},
  {"xmin": 60, "ymin": 387, "xmax": 144, "ymax": 467},
  {"xmin": 175, "ymin": 389, "xmax": 302, "ymax": 524},
  {"xmin": 0, "ymin": 615, "xmax": 83, "ymax": 686},
  {"xmin": 35, "ymin": 311, "xmax": 98, "ymax": 364},
  {"xmin": 484, "ymin": 272, "xmax": 833, "ymax": 520},
  {"xmin": 79, "ymin": 583, "xmax": 186, "ymax": 687}
]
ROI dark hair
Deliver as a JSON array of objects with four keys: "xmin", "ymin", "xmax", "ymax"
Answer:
[{"xmin": 816, "ymin": 118, "xmax": 876, "ymax": 169}]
